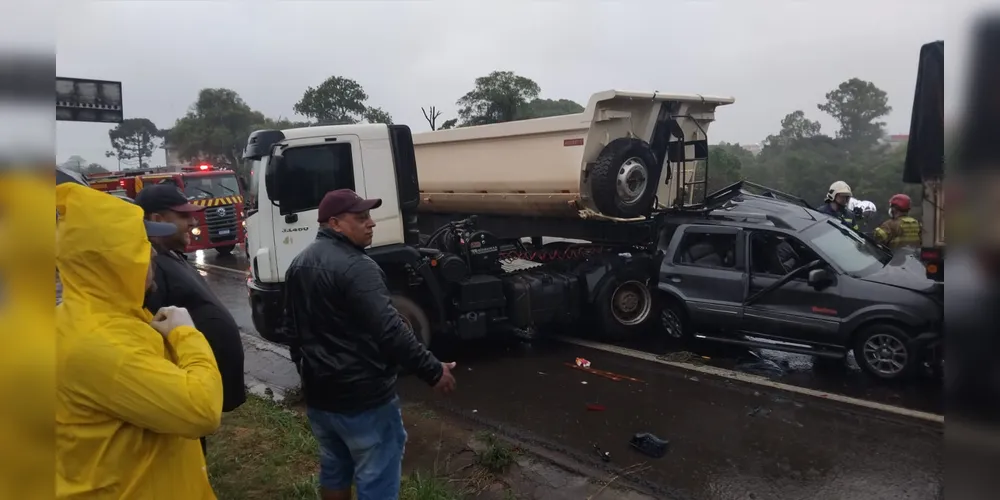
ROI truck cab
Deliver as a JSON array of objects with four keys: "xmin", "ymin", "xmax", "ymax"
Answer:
[
  {"xmin": 86, "ymin": 166, "xmax": 248, "ymax": 256},
  {"xmin": 244, "ymin": 125, "xmax": 424, "ymax": 339}
]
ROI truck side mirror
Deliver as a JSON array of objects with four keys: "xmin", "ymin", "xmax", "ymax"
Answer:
[
  {"xmin": 264, "ymin": 155, "xmax": 284, "ymax": 207},
  {"xmin": 807, "ymin": 268, "xmax": 833, "ymax": 289}
]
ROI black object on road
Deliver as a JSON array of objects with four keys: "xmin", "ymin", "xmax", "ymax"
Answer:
[
  {"xmin": 630, "ymin": 432, "xmax": 669, "ymax": 458},
  {"xmin": 593, "ymin": 444, "xmax": 611, "ymax": 462}
]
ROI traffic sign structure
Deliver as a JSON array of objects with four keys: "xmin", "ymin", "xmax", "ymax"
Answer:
[{"xmin": 56, "ymin": 77, "xmax": 123, "ymax": 123}]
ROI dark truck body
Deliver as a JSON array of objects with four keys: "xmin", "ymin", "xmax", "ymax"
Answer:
[{"xmin": 903, "ymin": 40, "xmax": 945, "ymax": 281}]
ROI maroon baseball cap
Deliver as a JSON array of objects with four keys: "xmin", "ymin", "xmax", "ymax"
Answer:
[
  {"xmin": 135, "ymin": 184, "xmax": 205, "ymax": 213},
  {"xmin": 317, "ymin": 189, "xmax": 382, "ymax": 222}
]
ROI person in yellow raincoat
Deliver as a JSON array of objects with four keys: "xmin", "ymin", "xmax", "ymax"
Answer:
[{"xmin": 56, "ymin": 181, "xmax": 224, "ymax": 499}]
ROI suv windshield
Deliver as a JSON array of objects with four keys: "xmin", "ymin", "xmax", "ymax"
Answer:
[
  {"xmin": 807, "ymin": 221, "xmax": 889, "ymax": 275},
  {"xmin": 182, "ymin": 174, "xmax": 241, "ymax": 200}
]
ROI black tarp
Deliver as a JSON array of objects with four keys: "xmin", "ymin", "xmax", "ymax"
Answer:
[{"xmin": 903, "ymin": 41, "xmax": 944, "ymax": 184}]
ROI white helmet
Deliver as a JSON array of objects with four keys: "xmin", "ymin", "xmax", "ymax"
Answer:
[{"xmin": 825, "ymin": 181, "xmax": 853, "ymax": 203}]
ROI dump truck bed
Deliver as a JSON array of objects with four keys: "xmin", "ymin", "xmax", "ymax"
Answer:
[{"xmin": 413, "ymin": 90, "xmax": 734, "ymax": 219}]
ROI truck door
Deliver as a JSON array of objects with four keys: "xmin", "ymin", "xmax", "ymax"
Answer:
[
  {"xmin": 268, "ymin": 135, "xmax": 366, "ymax": 278},
  {"xmin": 741, "ymin": 230, "xmax": 843, "ymax": 348}
]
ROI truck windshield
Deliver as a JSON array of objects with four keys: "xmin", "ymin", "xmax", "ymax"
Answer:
[
  {"xmin": 807, "ymin": 221, "xmax": 889, "ymax": 276},
  {"xmin": 182, "ymin": 174, "xmax": 241, "ymax": 200}
]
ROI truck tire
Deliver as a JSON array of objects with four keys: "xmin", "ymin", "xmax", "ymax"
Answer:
[
  {"xmin": 852, "ymin": 323, "xmax": 917, "ymax": 381},
  {"xmin": 392, "ymin": 295, "xmax": 431, "ymax": 346},
  {"xmin": 590, "ymin": 138, "xmax": 662, "ymax": 218},
  {"xmin": 215, "ymin": 245, "xmax": 236, "ymax": 256},
  {"xmin": 592, "ymin": 267, "xmax": 656, "ymax": 340}
]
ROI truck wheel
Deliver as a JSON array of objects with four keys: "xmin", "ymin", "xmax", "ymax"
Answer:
[
  {"xmin": 392, "ymin": 295, "xmax": 431, "ymax": 346},
  {"xmin": 852, "ymin": 323, "xmax": 916, "ymax": 381},
  {"xmin": 593, "ymin": 268, "xmax": 656, "ymax": 340},
  {"xmin": 590, "ymin": 138, "xmax": 662, "ymax": 219},
  {"xmin": 215, "ymin": 245, "xmax": 236, "ymax": 256}
]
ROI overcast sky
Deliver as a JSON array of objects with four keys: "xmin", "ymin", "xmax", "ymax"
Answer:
[{"xmin": 56, "ymin": 0, "xmax": 970, "ymax": 169}]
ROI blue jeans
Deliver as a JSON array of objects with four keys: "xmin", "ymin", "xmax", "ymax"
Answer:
[{"xmin": 306, "ymin": 397, "xmax": 407, "ymax": 498}]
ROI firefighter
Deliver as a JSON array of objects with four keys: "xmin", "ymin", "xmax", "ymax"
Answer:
[
  {"xmin": 817, "ymin": 181, "xmax": 861, "ymax": 232},
  {"xmin": 874, "ymin": 193, "xmax": 923, "ymax": 252}
]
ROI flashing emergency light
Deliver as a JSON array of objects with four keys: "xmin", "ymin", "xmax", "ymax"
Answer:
[
  {"xmin": 119, "ymin": 179, "xmax": 126, "ymax": 187},
  {"xmin": 198, "ymin": 164, "xmax": 211, "ymax": 171}
]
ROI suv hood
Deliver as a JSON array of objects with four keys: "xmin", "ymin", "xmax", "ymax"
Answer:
[{"xmin": 860, "ymin": 252, "xmax": 938, "ymax": 293}]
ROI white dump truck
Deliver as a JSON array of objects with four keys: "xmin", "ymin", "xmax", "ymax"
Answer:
[{"xmin": 244, "ymin": 90, "xmax": 733, "ymax": 344}]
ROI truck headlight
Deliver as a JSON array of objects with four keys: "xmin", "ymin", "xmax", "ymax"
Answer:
[
  {"xmin": 191, "ymin": 227, "xmax": 201, "ymax": 236},
  {"xmin": 242, "ymin": 220, "xmax": 247, "ymax": 228}
]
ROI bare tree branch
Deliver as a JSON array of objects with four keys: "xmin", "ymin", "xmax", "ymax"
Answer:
[{"xmin": 421, "ymin": 106, "xmax": 442, "ymax": 131}]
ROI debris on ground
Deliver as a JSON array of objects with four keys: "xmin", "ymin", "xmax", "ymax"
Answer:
[
  {"xmin": 575, "ymin": 357, "xmax": 592, "ymax": 368},
  {"xmin": 593, "ymin": 444, "xmax": 611, "ymax": 462},
  {"xmin": 657, "ymin": 351, "xmax": 710, "ymax": 364},
  {"xmin": 629, "ymin": 432, "xmax": 669, "ymax": 458},
  {"xmin": 747, "ymin": 406, "xmax": 772, "ymax": 417},
  {"xmin": 565, "ymin": 362, "xmax": 644, "ymax": 383}
]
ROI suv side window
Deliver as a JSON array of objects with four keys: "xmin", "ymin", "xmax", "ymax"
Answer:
[
  {"xmin": 748, "ymin": 231, "xmax": 819, "ymax": 276},
  {"xmin": 675, "ymin": 230, "xmax": 738, "ymax": 269},
  {"xmin": 275, "ymin": 143, "xmax": 356, "ymax": 214}
]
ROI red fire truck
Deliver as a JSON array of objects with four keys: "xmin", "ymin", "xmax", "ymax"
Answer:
[{"xmin": 87, "ymin": 165, "xmax": 247, "ymax": 255}]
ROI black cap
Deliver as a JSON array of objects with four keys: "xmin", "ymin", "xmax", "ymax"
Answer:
[
  {"xmin": 108, "ymin": 192, "xmax": 178, "ymax": 237},
  {"xmin": 317, "ymin": 189, "xmax": 382, "ymax": 222},
  {"xmin": 135, "ymin": 184, "xmax": 205, "ymax": 214}
]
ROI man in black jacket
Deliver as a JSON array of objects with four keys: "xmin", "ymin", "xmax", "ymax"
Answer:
[
  {"xmin": 284, "ymin": 188, "xmax": 456, "ymax": 500},
  {"xmin": 136, "ymin": 184, "xmax": 247, "ymax": 454}
]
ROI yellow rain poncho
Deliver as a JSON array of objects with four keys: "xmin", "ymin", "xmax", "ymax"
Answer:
[{"xmin": 56, "ymin": 182, "xmax": 223, "ymax": 499}]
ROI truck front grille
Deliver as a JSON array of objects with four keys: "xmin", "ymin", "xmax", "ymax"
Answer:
[{"xmin": 204, "ymin": 204, "xmax": 239, "ymax": 242}]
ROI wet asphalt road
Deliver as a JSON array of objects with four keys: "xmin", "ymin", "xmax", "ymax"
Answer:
[
  {"xmin": 198, "ymin": 249, "xmax": 943, "ymax": 499},
  {"xmin": 194, "ymin": 249, "xmax": 943, "ymax": 416}
]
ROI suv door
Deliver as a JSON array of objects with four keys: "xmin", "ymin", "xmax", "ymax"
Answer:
[
  {"xmin": 660, "ymin": 224, "xmax": 745, "ymax": 333},
  {"xmin": 741, "ymin": 229, "xmax": 845, "ymax": 348}
]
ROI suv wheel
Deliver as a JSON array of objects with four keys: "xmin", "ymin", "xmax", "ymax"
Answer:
[
  {"xmin": 660, "ymin": 296, "xmax": 690, "ymax": 342},
  {"xmin": 853, "ymin": 324, "xmax": 916, "ymax": 381}
]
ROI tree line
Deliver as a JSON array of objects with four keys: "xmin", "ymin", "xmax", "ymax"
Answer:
[
  {"xmin": 81, "ymin": 70, "xmax": 916, "ymax": 225},
  {"xmin": 706, "ymin": 77, "xmax": 921, "ymax": 225}
]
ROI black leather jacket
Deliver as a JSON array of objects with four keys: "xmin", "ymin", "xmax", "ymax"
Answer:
[{"xmin": 284, "ymin": 228, "xmax": 443, "ymax": 414}]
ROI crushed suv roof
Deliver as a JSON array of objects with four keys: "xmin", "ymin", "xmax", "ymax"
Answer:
[
  {"xmin": 712, "ymin": 192, "xmax": 824, "ymax": 231},
  {"xmin": 666, "ymin": 181, "xmax": 828, "ymax": 232}
]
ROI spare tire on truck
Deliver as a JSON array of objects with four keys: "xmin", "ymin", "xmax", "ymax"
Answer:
[{"xmin": 589, "ymin": 137, "xmax": 663, "ymax": 219}]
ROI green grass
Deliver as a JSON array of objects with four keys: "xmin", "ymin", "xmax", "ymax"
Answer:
[
  {"xmin": 473, "ymin": 432, "xmax": 517, "ymax": 475},
  {"xmin": 207, "ymin": 393, "xmax": 459, "ymax": 500},
  {"xmin": 400, "ymin": 471, "xmax": 461, "ymax": 500}
]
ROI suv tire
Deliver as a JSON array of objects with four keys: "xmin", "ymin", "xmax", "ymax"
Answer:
[
  {"xmin": 853, "ymin": 323, "xmax": 916, "ymax": 381},
  {"xmin": 659, "ymin": 294, "xmax": 691, "ymax": 342}
]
